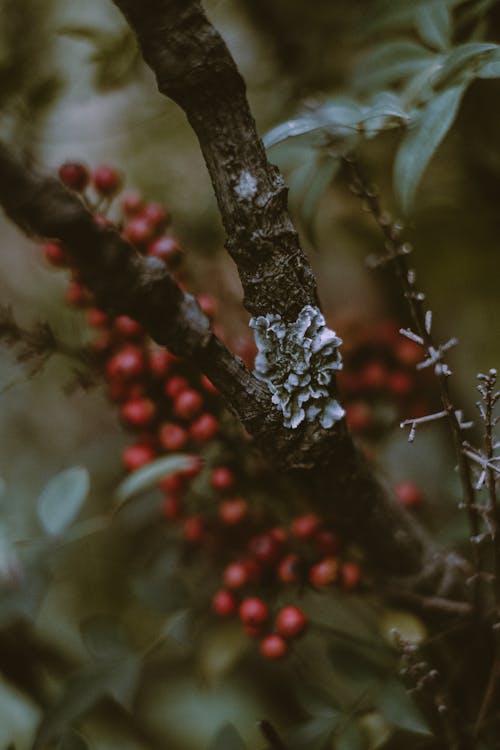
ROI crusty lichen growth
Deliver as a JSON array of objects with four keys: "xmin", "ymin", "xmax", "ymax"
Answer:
[{"xmin": 250, "ymin": 305, "xmax": 344, "ymax": 429}]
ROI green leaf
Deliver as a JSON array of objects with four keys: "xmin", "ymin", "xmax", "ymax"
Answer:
[
  {"xmin": 376, "ymin": 680, "xmax": 432, "ymax": 735},
  {"xmin": 80, "ymin": 615, "xmax": 131, "ymax": 661},
  {"xmin": 296, "ymin": 157, "xmax": 340, "ymax": 248},
  {"xmin": 334, "ymin": 720, "xmax": 365, "ymax": 750},
  {"xmin": 33, "ymin": 659, "xmax": 140, "ymax": 749},
  {"xmin": 476, "ymin": 47, "xmax": 500, "ymax": 78},
  {"xmin": 353, "ymin": 42, "xmax": 436, "ymax": 92},
  {"xmin": 131, "ymin": 551, "xmax": 188, "ymax": 614},
  {"xmin": 57, "ymin": 730, "xmax": 90, "ymax": 750},
  {"xmin": 115, "ymin": 453, "xmax": 191, "ymax": 507},
  {"xmin": 394, "ymin": 83, "xmax": 466, "ymax": 213},
  {"xmin": 209, "ymin": 723, "xmax": 247, "ymax": 750},
  {"xmin": 415, "ymin": 2, "xmax": 451, "ymax": 52},
  {"xmin": 37, "ymin": 467, "xmax": 89, "ymax": 537},
  {"xmin": 264, "ymin": 99, "xmax": 364, "ymax": 148},
  {"xmin": 288, "ymin": 714, "xmax": 339, "ymax": 750},
  {"xmin": 433, "ymin": 42, "xmax": 498, "ymax": 88}
]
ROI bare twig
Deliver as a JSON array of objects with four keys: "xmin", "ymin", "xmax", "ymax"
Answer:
[{"xmin": 344, "ymin": 154, "xmax": 482, "ymax": 604}]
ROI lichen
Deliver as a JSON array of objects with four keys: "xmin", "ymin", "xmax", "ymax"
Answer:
[
  {"xmin": 234, "ymin": 170, "xmax": 258, "ymax": 199},
  {"xmin": 249, "ymin": 305, "xmax": 344, "ymax": 429}
]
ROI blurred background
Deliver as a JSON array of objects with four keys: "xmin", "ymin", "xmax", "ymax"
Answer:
[{"xmin": 0, "ymin": 1, "xmax": 499, "ymax": 748}]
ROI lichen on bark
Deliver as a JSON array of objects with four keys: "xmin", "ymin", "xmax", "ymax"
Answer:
[{"xmin": 250, "ymin": 305, "xmax": 344, "ymax": 429}]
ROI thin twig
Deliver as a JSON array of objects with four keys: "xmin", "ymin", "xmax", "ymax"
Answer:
[{"xmin": 344, "ymin": 154, "xmax": 482, "ymax": 608}]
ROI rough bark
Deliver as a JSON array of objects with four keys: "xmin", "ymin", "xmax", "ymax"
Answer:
[{"xmin": 0, "ymin": 2, "xmax": 471, "ymax": 595}]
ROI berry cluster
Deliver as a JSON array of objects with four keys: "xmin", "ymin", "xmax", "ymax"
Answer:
[
  {"xmin": 40, "ymin": 161, "xmax": 427, "ymax": 659},
  {"xmin": 336, "ymin": 315, "xmax": 433, "ymax": 437}
]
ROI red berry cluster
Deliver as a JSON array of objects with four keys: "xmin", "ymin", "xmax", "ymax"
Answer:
[
  {"xmin": 335, "ymin": 316, "xmax": 434, "ymax": 436},
  {"xmin": 40, "ymin": 161, "xmax": 426, "ymax": 660}
]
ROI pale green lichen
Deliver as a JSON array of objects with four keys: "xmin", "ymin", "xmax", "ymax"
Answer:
[{"xmin": 249, "ymin": 305, "xmax": 344, "ymax": 429}]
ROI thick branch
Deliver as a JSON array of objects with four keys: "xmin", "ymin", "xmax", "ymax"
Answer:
[
  {"xmin": 0, "ymin": 143, "xmax": 270, "ymax": 436},
  {"xmin": 111, "ymin": 0, "xmax": 319, "ymax": 323}
]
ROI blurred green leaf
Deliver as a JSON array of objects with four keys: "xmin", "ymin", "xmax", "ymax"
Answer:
[
  {"xmin": 57, "ymin": 730, "xmax": 90, "ymax": 750},
  {"xmin": 288, "ymin": 713, "xmax": 339, "ymax": 750},
  {"xmin": 334, "ymin": 720, "xmax": 365, "ymax": 750},
  {"xmin": 375, "ymin": 680, "xmax": 431, "ymax": 735},
  {"xmin": 131, "ymin": 551, "xmax": 188, "ymax": 614},
  {"xmin": 415, "ymin": 2, "xmax": 451, "ymax": 51},
  {"xmin": 209, "ymin": 723, "xmax": 247, "ymax": 750},
  {"xmin": 33, "ymin": 657, "xmax": 140, "ymax": 749},
  {"xmin": 433, "ymin": 42, "xmax": 498, "ymax": 88},
  {"xmin": 80, "ymin": 615, "xmax": 131, "ymax": 661},
  {"xmin": 59, "ymin": 26, "xmax": 141, "ymax": 91},
  {"xmin": 115, "ymin": 453, "xmax": 191, "ymax": 507},
  {"xmin": 37, "ymin": 467, "xmax": 89, "ymax": 537},
  {"xmin": 394, "ymin": 82, "xmax": 466, "ymax": 212},
  {"xmin": 354, "ymin": 42, "xmax": 437, "ymax": 92}
]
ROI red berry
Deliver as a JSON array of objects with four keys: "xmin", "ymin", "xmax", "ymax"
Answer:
[
  {"xmin": 276, "ymin": 606, "xmax": 307, "ymax": 639},
  {"xmin": 143, "ymin": 202, "xmax": 170, "ymax": 228},
  {"xmin": 197, "ymin": 294, "xmax": 217, "ymax": 319},
  {"xmin": 238, "ymin": 597, "xmax": 269, "ymax": 626},
  {"xmin": 291, "ymin": 514, "xmax": 321, "ymax": 539},
  {"xmin": 106, "ymin": 346, "xmax": 145, "ymax": 382},
  {"xmin": 200, "ymin": 375, "xmax": 218, "ymax": 394},
  {"xmin": 148, "ymin": 235, "xmax": 181, "ymax": 263},
  {"xmin": 173, "ymin": 389, "xmax": 203, "ymax": 420},
  {"xmin": 159, "ymin": 472, "xmax": 184, "ymax": 494},
  {"xmin": 345, "ymin": 402, "xmax": 372, "ymax": 432},
  {"xmin": 66, "ymin": 282, "xmax": 88, "ymax": 307},
  {"xmin": 260, "ymin": 634, "xmax": 288, "ymax": 660},
  {"xmin": 277, "ymin": 554, "xmax": 301, "ymax": 584},
  {"xmin": 270, "ymin": 527, "xmax": 287, "ymax": 545},
  {"xmin": 388, "ymin": 371, "xmax": 413, "ymax": 397},
  {"xmin": 309, "ymin": 557, "xmax": 339, "ymax": 587},
  {"xmin": 315, "ymin": 529, "xmax": 341, "ymax": 556},
  {"xmin": 93, "ymin": 214, "xmax": 114, "ymax": 229},
  {"xmin": 91, "ymin": 331, "xmax": 112, "ymax": 354},
  {"xmin": 190, "ymin": 413, "xmax": 219, "ymax": 443},
  {"xmin": 114, "ymin": 315, "xmax": 143, "ymax": 338},
  {"xmin": 161, "ymin": 494, "xmax": 181, "ymax": 520},
  {"xmin": 183, "ymin": 515, "xmax": 204, "ymax": 542},
  {"xmin": 341, "ymin": 561, "xmax": 361, "ymax": 591},
  {"xmin": 58, "ymin": 162, "xmax": 89, "ymax": 191},
  {"xmin": 93, "ymin": 165, "xmax": 122, "ymax": 195},
  {"xmin": 212, "ymin": 590, "xmax": 236, "ymax": 617},
  {"xmin": 121, "ymin": 191, "xmax": 144, "ymax": 216},
  {"xmin": 360, "ymin": 360, "xmax": 387, "ymax": 390},
  {"xmin": 164, "ymin": 375, "xmax": 190, "ymax": 399},
  {"xmin": 125, "ymin": 217, "xmax": 155, "ymax": 245},
  {"xmin": 87, "ymin": 308, "xmax": 109, "ymax": 328},
  {"xmin": 150, "ymin": 349, "xmax": 176, "ymax": 378},
  {"xmin": 223, "ymin": 561, "xmax": 249, "ymax": 590},
  {"xmin": 158, "ymin": 423, "xmax": 188, "ymax": 452},
  {"xmin": 179, "ymin": 454, "xmax": 203, "ymax": 479},
  {"xmin": 211, "ymin": 467, "xmax": 235, "ymax": 492},
  {"xmin": 121, "ymin": 398, "xmax": 155, "ymax": 428},
  {"xmin": 43, "ymin": 241, "xmax": 68, "ymax": 267},
  {"xmin": 396, "ymin": 339, "xmax": 423, "ymax": 367},
  {"xmin": 248, "ymin": 533, "xmax": 280, "ymax": 564},
  {"xmin": 244, "ymin": 623, "xmax": 264, "ymax": 638},
  {"xmin": 395, "ymin": 481, "xmax": 422, "ymax": 509},
  {"xmin": 123, "ymin": 443, "xmax": 156, "ymax": 472},
  {"xmin": 219, "ymin": 498, "xmax": 248, "ymax": 525}
]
